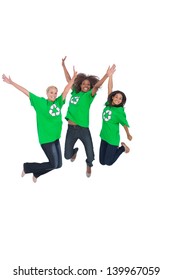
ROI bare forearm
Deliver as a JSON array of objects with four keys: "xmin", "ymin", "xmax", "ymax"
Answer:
[
  {"xmin": 96, "ymin": 73, "xmax": 108, "ymax": 89},
  {"xmin": 124, "ymin": 125, "xmax": 130, "ymax": 135},
  {"xmin": 92, "ymin": 73, "xmax": 108, "ymax": 95},
  {"xmin": 62, "ymin": 71, "xmax": 77, "ymax": 99},
  {"xmin": 123, "ymin": 125, "xmax": 132, "ymax": 140},
  {"xmin": 10, "ymin": 81, "xmax": 29, "ymax": 97},
  {"xmin": 62, "ymin": 65, "xmax": 71, "ymax": 82},
  {"xmin": 62, "ymin": 81, "xmax": 73, "ymax": 99},
  {"xmin": 92, "ymin": 64, "xmax": 116, "ymax": 95},
  {"xmin": 2, "ymin": 74, "xmax": 29, "ymax": 97},
  {"xmin": 108, "ymin": 75, "xmax": 113, "ymax": 95}
]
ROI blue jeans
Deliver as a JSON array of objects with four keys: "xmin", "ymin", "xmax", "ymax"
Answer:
[
  {"xmin": 99, "ymin": 139, "xmax": 125, "ymax": 166},
  {"xmin": 64, "ymin": 124, "xmax": 95, "ymax": 167},
  {"xmin": 24, "ymin": 139, "xmax": 62, "ymax": 178}
]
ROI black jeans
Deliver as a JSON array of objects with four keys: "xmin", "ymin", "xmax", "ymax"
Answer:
[
  {"xmin": 24, "ymin": 139, "xmax": 62, "ymax": 178},
  {"xmin": 99, "ymin": 139, "xmax": 125, "ymax": 166},
  {"xmin": 64, "ymin": 124, "xmax": 95, "ymax": 167}
]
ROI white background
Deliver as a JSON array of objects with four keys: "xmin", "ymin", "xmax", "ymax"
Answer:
[{"xmin": 0, "ymin": 0, "xmax": 172, "ymax": 279}]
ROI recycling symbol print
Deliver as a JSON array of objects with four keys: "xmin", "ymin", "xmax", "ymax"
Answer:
[
  {"xmin": 71, "ymin": 96, "xmax": 80, "ymax": 104},
  {"xmin": 103, "ymin": 110, "xmax": 112, "ymax": 121},
  {"xmin": 49, "ymin": 104, "xmax": 60, "ymax": 116}
]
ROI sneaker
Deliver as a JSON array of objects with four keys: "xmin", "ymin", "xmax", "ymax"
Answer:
[
  {"xmin": 121, "ymin": 142, "xmax": 130, "ymax": 153},
  {"xmin": 21, "ymin": 170, "xmax": 25, "ymax": 177},
  {"xmin": 86, "ymin": 165, "xmax": 91, "ymax": 178},
  {"xmin": 71, "ymin": 148, "xmax": 78, "ymax": 162},
  {"xmin": 32, "ymin": 175, "xmax": 37, "ymax": 183}
]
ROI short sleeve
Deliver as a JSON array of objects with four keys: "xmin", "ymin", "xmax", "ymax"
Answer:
[{"xmin": 118, "ymin": 107, "xmax": 129, "ymax": 127}]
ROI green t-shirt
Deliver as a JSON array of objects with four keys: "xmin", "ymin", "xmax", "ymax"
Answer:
[
  {"xmin": 29, "ymin": 92, "xmax": 65, "ymax": 144},
  {"xmin": 100, "ymin": 104, "xmax": 129, "ymax": 146},
  {"xmin": 65, "ymin": 89, "xmax": 96, "ymax": 127}
]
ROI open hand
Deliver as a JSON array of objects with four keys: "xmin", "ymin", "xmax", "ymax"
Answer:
[
  {"xmin": 2, "ymin": 74, "xmax": 12, "ymax": 84},
  {"xmin": 62, "ymin": 56, "xmax": 67, "ymax": 66}
]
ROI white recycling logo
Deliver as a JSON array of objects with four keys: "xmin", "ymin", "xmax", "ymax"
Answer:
[
  {"xmin": 49, "ymin": 104, "xmax": 61, "ymax": 116},
  {"xmin": 103, "ymin": 110, "xmax": 112, "ymax": 121},
  {"xmin": 71, "ymin": 96, "xmax": 80, "ymax": 104}
]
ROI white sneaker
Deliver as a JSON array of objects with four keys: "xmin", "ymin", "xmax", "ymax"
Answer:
[
  {"xmin": 21, "ymin": 170, "xmax": 25, "ymax": 177},
  {"xmin": 32, "ymin": 175, "xmax": 37, "ymax": 183},
  {"xmin": 71, "ymin": 148, "xmax": 79, "ymax": 162},
  {"xmin": 86, "ymin": 165, "xmax": 91, "ymax": 178}
]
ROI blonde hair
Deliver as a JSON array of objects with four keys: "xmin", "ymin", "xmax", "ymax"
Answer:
[{"xmin": 46, "ymin": 86, "xmax": 58, "ymax": 93}]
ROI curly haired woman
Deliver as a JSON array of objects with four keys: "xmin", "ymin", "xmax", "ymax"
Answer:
[{"xmin": 62, "ymin": 56, "xmax": 115, "ymax": 177}]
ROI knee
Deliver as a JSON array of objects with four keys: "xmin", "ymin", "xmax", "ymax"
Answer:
[
  {"xmin": 99, "ymin": 159, "xmax": 105, "ymax": 165},
  {"xmin": 64, "ymin": 151, "xmax": 72, "ymax": 160},
  {"xmin": 64, "ymin": 153, "xmax": 71, "ymax": 160},
  {"xmin": 50, "ymin": 160, "xmax": 61, "ymax": 169},
  {"xmin": 106, "ymin": 162, "xmax": 113, "ymax": 166},
  {"xmin": 57, "ymin": 162, "xmax": 62, "ymax": 169},
  {"xmin": 51, "ymin": 163, "xmax": 58, "ymax": 169},
  {"xmin": 102, "ymin": 159, "xmax": 113, "ymax": 166}
]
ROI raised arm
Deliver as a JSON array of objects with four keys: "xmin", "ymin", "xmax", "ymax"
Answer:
[
  {"xmin": 92, "ymin": 64, "xmax": 116, "ymax": 96},
  {"xmin": 2, "ymin": 74, "xmax": 29, "ymax": 97},
  {"xmin": 62, "ymin": 67, "xmax": 77, "ymax": 100},
  {"xmin": 108, "ymin": 73, "xmax": 113, "ymax": 95},
  {"xmin": 62, "ymin": 56, "xmax": 72, "ymax": 83}
]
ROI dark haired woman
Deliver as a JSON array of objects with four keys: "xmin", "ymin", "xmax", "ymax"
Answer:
[
  {"xmin": 99, "ymin": 69, "xmax": 132, "ymax": 166},
  {"xmin": 62, "ymin": 56, "xmax": 116, "ymax": 177}
]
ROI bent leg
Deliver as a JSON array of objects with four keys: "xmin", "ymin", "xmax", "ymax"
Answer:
[
  {"xmin": 24, "ymin": 140, "xmax": 62, "ymax": 178},
  {"xmin": 99, "ymin": 139, "xmax": 108, "ymax": 165},
  {"xmin": 55, "ymin": 139, "xmax": 62, "ymax": 168},
  {"xmin": 102, "ymin": 142, "xmax": 125, "ymax": 166},
  {"xmin": 64, "ymin": 125, "xmax": 78, "ymax": 159}
]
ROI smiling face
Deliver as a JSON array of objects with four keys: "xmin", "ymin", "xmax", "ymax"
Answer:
[
  {"xmin": 46, "ymin": 86, "xmax": 58, "ymax": 102},
  {"xmin": 80, "ymin": 79, "xmax": 91, "ymax": 92},
  {"xmin": 112, "ymin": 93, "xmax": 123, "ymax": 106}
]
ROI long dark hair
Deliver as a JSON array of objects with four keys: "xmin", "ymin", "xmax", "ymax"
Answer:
[
  {"xmin": 73, "ymin": 73, "xmax": 99, "ymax": 92},
  {"xmin": 107, "ymin": 90, "xmax": 127, "ymax": 107}
]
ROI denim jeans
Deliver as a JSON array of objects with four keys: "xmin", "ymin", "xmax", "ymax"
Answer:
[
  {"xmin": 99, "ymin": 139, "xmax": 125, "ymax": 166},
  {"xmin": 64, "ymin": 124, "xmax": 95, "ymax": 167},
  {"xmin": 24, "ymin": 139, "xmax": 62, "ymax": 178}
]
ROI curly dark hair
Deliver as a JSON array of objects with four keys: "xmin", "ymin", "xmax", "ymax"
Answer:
[
  {"xmin": 107, "ymin": 90, "xmax": 127, "ymax": 107},
  {"xmin": 72, "ymin": 73, "xmax": 99, "ymax": 92}
]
